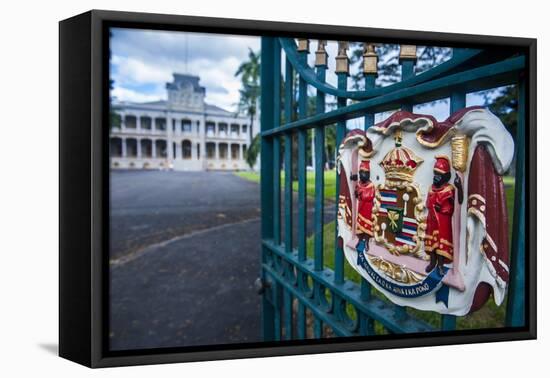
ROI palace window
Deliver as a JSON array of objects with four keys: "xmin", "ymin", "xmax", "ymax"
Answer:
[
  {"xmin": 206, "ymin": 122, "xmax": 215, "ymax": 136},
  {"xmin": 141, "ymin": 139, "xmax": 152, "ymax": 158},
  {"xmin": 125, "ymin": 115, "xmax": 137, "ymax": 129},
  {"xmin": 218, "ymin": 123, "xmax": 228, "ymax": 136},
  {"xmin": 182, "ymin": 140, "xmax": 192, "ymax": 159},
  {"xmin": 140, "ymin": 116, "xmax": 152, "ymax": 130},
  {"xmin": 155, "ymin": 118, "xmax": 166, "ymax": 131},
  {"xmin": 242, "ymin": 144, "xmax": 247, "ymax": 157},
  {"xmin": 219, "ymin": 143, "xmax": 228, "ymax": 159},
  {"xmin": 182, "ymin": 119, "xmax": 192, "ymax": 133},
  {"xmin": 231, "ymin": 144, "xmax": 240, "ymax": 160},
  {"xmin": 155, "ymin": 140, "xmax": 167, "ymax": 158},
  {"xmin": 110, "ymin": 138, "xmax": 122, "ymax": 157},
  {"xmin": 230, "ymin": 124, "xmax": 240, "ymax": 137},
  {"xmin": 206, "ymin": 142, "xmax": 216, "ymax": 159},
  {"xmin": 126, "ymin": 139, "xmax": 137, "ymax": 157},
  {"xmin": 242, "ymin": 124, "xmax": 247, "ymax": 134}
]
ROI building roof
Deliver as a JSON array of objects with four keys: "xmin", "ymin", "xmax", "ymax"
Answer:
[
  {"xmin": 165, "ymin": 73, "xmax": 206, "ymax": 94},
  {"xmin": 112, "ymin": 73, "xmax": 251, "ymax": 120},
  {"xmin": 112, "ymin": 99, "xmax": 239, "ymax": 117}
]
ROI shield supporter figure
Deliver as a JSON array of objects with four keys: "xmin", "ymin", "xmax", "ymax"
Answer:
[
  {"xmin": 352, "ymin": 159, "xmax": 375, "ymax": 263},
  {"xmin": 337, "ymin": 107, "xmax": 514, "ymax": 315},
  {"xmin": 425, "ymin": 156, "xmax": 456, "ymax": 275}
]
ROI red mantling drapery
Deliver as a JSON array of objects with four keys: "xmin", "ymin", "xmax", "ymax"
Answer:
[
  {"xmin": 338, "ymin": 164, "xmax": 353, "ymax": 230},
  {"xmin": 466, "ymin": 145, "xmax": 510, "ymax": 312}
]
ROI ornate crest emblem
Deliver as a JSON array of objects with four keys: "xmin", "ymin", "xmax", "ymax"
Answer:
[
  {"xmin": 337, "ymin": 107, "xmax": 514, "ymax": 315},
  {"xmin": 373, "ymin": 130, "xmax": 425, "ymax": 257}
]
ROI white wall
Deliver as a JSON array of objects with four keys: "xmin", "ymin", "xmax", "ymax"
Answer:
[{"xmin": 1, "ymin": 1, "xmax": 545, "ymax": 377}]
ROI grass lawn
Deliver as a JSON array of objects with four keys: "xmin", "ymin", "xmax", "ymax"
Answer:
[
  {"xmin": 235, "ymin": 170, "xmax": 338, "ymax": 201},
  {"xmin": 235, "ymin": 171, "xmax": 261, "ymax": 183}
]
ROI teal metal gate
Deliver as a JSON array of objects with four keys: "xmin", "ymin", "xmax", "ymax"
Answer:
[{"xmin": 259, "ymin": 36, "xmax": 526, "ymax": 339}]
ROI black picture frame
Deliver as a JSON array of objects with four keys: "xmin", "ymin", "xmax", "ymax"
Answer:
[{"xmin": 59, "ymin": 9, "xmax": 537, "ymax": 368}]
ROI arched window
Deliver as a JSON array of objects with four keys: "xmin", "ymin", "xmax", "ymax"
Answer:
[{"xmin": 182, "ymin": 140, "xmax": 192, "ymax": 159}]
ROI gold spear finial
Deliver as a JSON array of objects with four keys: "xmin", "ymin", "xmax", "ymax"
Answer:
[
  {"xmin": 399, "ymin": 45, "xmax": 417, "ymax": 61},
  {"xmin": 297, "ymin": 38, "xmax": 310, "ymax": 53},
  {"xmin": 363, "ymin": 43, "xmax": 378, "ymax": 75},
  {"xmin": 335, "ymin": 41, "xmax": 349, "ymax": 74},
  {"xmin": 315, "ymin": 40, "xmax": 328, "ymax": 67}
]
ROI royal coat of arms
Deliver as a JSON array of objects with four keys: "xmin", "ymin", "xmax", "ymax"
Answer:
[{"xmin": 337, "ymin": 106, "xmax": 514, "ymax": 315}]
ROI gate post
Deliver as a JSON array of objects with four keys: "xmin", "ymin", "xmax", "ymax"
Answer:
[
  {"xmin": 506, "ymin": 77, "xmax": 526, "ymax": 327},
  {"xmin": 260, "ymin": 36, "xmax": 276, "ymax": 341}
]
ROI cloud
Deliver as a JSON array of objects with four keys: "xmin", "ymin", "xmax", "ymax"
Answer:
[
  {"xmin": 111, "ymin": 86, "xmax": 165, "ymax": 103},
  {"xmin": 109, "ymin": 28, "xmax": 260, "ymax": 111}
]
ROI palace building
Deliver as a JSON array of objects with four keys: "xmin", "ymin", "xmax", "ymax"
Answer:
[{"xmin": 110, "ymin": 73, "xmax": 258, "ymax": 171}]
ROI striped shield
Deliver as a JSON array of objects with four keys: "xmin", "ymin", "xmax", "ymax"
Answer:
[{"xmin": 376, "ymin": 187, "xmax": 419, "ymax": 251}]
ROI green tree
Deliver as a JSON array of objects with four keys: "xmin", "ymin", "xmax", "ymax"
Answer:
[
  {"xmin": 486, "ymin": 85, "xmax": 518, "ymax": 137},
  {"xmin": 235, "ymin": 48, "xmax": 260, "ymax": 145},
  {"xmin": 109, "ymin": 31, "xmax": 122, "ymax": 131},
  {"xmin": 348, "ymin": 44, "xmax": 453, "ymax": 89},
  {"xmin": 245, "ymin": 134, "xmax": 261, "ymax": 169}
]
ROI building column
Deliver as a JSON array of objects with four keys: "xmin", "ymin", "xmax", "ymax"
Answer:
[
  {"xmin": 120, "ymin": 113, "xmax": 126, "ymax": 131},
  {"xmin": 166, "ymin": 114, "xmax": 173, "ymax": 164},
  {"xmin": 122, "ymin": 138, "xmax": 127, "ymax": 157},
  {"xmin": 200, "ymin": 117, "xmax": 207, "ymax": 170},
  {"xmin": 137, "ymin": 138, "xmax": 142, "ymax": 159},
  {"xmin": 152, "ymin": 139, "xmax": 157, "ymax": 158},
  {"xmin": 239, "ymin": 143, "xmax": 244, "ymax": 160},
  {"xmin": 137, "ymin": 115, "xmax": 142, "ymax": 132},
  {"xmin": 215, "ymin": 143, "xmax": 219, "ymax": 160},
  {"xmin": 190, "ymin": 141, "xmax": 196, "ymax": 160}
]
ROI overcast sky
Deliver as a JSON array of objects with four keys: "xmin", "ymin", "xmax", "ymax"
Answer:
[{"xmin": 110, "ymin": 28, "xmax": 491, "ymax": 124}]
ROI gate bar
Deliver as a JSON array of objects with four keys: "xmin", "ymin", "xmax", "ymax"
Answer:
[
  {"xmin": 313, "ymin": 43, "xmax": 327, "ymax": 338},
  {"xmin": 506, "ymin": 77, "xmax": 526, "ymax": 327},
  {"xmin": 296, "ymin": 46, "xmax": 309, "ymax": 339},
  {"xmin": 283, "ymin": 55, "xmax": 294, "ymax": 340},
  {"xmin": 262, "ymin": 56, "xmax": 525, "ymax": 137},
  {"xmin": 260, "ymin": 36, "xmax": 276, "ymax": 341}
]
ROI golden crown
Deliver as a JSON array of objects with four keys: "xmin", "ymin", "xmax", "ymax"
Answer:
[{"xmin": 379, "ymin": 132, "xmax": 423, "ymax": 182}]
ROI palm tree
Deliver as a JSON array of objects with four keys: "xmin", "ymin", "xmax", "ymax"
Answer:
[{"xmin": 235, "ymin": 48, "xmax": 260, "ymax": 151}]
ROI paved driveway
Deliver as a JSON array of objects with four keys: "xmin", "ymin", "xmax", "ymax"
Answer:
[
  {"xmin": 109, "ymin": 170, "xmax": 336, "ymax": 351},
  {"xmin": 109, "ymin": 171, "xmax": 262, "ymax": 350},
  {"xmin": 109, "ymin": 170, "xmax": 261, "ymax": 261}
]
